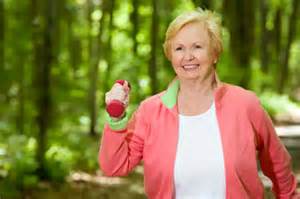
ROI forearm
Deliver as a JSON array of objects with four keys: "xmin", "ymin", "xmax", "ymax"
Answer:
[
  {"xmin": 99, "ymin": 125, "xmax": 131, "ymax": 177},
  {"xmin": 98, "ymin": 111, "xmax": 144, "ymax": 177},
  {"xmin": 255, "ymin": 104, "xmax": 298, "ymax": 197}
]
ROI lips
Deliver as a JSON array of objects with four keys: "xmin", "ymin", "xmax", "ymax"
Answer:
[{"xmin": 182, "ymin": 64, "xmax": 199, "ymax": 70}]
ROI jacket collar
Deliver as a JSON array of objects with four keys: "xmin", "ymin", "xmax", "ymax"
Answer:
[
  {"xmin": 161, "ymin": 72, "xmax": 227, "ymax": 109},
  {"xmin": 161, "ymin": 78, "xmax": 180, "ymax": 109}
]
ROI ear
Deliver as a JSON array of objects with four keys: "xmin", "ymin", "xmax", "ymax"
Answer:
[{"xmin": 209, "ymin": 49, "xmax": 218, "ymax": 63}]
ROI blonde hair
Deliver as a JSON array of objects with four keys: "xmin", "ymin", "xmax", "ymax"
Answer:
[{"xmin": 163, "ymin": 8, "xmax": 223, "ymax": 60}]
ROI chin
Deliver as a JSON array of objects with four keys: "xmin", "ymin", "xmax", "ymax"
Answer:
[
  {"xmin": 178, "ymin": 74, "xmax": 201, "ymax": 80},
  {"xmin": 175, "ymin": 69, "xmax": 199, "ymax": 79}
]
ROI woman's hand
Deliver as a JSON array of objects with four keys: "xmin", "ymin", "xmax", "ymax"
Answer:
[{"xmin": 105, "ymin": 81, "xmax": 130, "ymax": 119}]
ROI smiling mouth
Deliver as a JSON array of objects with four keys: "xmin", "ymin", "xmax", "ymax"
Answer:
[{"xmin": 182, "ymin": 64, "xmax": 199, "ymax": 70}]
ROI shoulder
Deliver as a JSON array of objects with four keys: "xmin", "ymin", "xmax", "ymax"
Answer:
[
  {"xmin": 139, "ymin": 91, "xmax": 165, "ymax": 109},
  {"xmin": 223, "ymin": 84, "xmax": 268, "ymax": 125},
  {"xmin": 130, "ymin": 91, "xmax": 166, "ymax": 125},
  {"xmin": 224, "ymin": 84, "xmax": 261, "ymax": 107}
]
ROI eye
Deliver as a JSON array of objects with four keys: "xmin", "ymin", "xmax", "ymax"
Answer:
[
  {"xmin": 195, "ymin": 45, "xmax": 202, "ymax": 49},
  {"xmin": 175, "ymin": 47, "xmax": 183, "ymax": 51}
]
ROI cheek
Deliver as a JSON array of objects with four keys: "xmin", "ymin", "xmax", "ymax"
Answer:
[
  {"xmin": 198, "ymin": 53, "xmax": 213, "ymax": 64},
  {"xmin": 196, "ymin": 50, "xmax": 209, "ymax": 59},
  {"xmin": 171, "ymin": 53, "xmax": 183, "ymax": 66},
  {"xmin": 171, "ymin": 61, "xmax": 180, "ymax": 73}
]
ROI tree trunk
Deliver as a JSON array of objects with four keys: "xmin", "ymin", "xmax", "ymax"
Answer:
[
  {"xmin": 223, "ymin": 0, "xmax": 255, "ymax": 88},
  {"xmin": 0, "ymin": 0, "xmax": 4, "ymax": 69},
  {"xmin": 0, "ymin": 0, "xmax": 6, "ymax": 102},
  {"xmin": 130, "ymin": 0, "xmax": 142, "ymax": 101},
  {"xmin": 66, "ymin": 6, "xmax": 82, "ymax": 78},
  {"xmin": 274, "ymin": 8, "xmax": 282, "ymax": 62},
  {"xmin": 88, "ymin": 0, "xmax": 106, "ymax": 136},
  {"xmin": 259, "ymin": 0, "xmax": 269, "ymax": 74},
  {"xmin": 17, "ymin": 58, "xmax": 25, "ymax": 134},
  {"xmin": 277, "ymin": 0, "xmax": 299, "ymax": 93},
  {"xmin": 16, "ymin": 1, "xmax": 33, "ymax": 135},
  {"xmin": 162, "ymin": 0, "xmax": 176, "ymax": 80},
  {"xmin": 31, "ymin": 0, "xmax": 55, "ymax": 179},
  {"xmin": 103, "ymin": 0, "xmax": 115, "ymax": 93},
  {"xmin": 87, "ymin": 0, "xmax": 96, "ymax": 136},
  {"xmin": 149, "ymin": 0, "xmax": 158, "ymax": 95},
  {"xmin": 131, "ymin": 0, "xmax": 139, "ymax": 55},
  {"xmin": 52, "ymin": 0, "xmax": 63, "ymax": 63}
]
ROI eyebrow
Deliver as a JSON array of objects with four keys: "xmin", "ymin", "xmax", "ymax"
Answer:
[{"xmin": 173, "ymin": 41, "xmax": 203, "ymax": 46}]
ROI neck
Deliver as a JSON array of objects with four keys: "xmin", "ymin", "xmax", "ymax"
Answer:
[{"xmin": 178, "ymin": 71, "xmax": 216, "ymax": 97}]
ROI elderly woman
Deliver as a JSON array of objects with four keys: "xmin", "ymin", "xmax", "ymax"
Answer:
[{"xmin": 99, "ymin": 9, "xmax": 299, "ymax": 199}]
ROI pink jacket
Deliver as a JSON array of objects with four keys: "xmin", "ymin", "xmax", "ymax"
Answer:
[{"xmin": 99, "ymin": 79, "xmax": 298, "ymax": 199}]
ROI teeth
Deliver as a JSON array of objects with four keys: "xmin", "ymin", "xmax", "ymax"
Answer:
[{"xmin": 183, "ymin": 64, "xmax": 199, "ymax": 69}]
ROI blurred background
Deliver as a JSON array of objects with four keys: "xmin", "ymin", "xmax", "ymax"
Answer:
[{"xmin": 0, "ymin": 0, "xmax": 300, "ymax": 198}]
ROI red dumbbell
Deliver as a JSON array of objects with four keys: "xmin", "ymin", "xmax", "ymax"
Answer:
[{"xmin": 106, "ymin": 80, "xmax": 131, "ymax": 118}]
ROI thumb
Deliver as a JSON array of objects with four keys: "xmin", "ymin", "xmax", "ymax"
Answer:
[{"xmin": 123, "ymin": 80, "xmax": 130, "ymax": 93}]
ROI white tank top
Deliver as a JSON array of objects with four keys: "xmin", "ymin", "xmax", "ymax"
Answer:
[{"xmin": 174, "ymin": 101, "xmax": 226, "ymax": 199}]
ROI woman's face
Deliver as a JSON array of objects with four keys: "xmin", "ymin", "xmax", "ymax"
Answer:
[{"xmin": 170, "ymin": 22, "xmax": 216, "ymax": 81}]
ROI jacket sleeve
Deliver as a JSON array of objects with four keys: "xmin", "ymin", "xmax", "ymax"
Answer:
[
  {"xmin": 98, "ymin": 103, "xmax": 149, "ymax": 177},
  {"xmin": 250, "ymin": 97, "xmax": 298, "ymax": 199}
]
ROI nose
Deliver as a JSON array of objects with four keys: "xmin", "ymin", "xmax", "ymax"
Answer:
[{"xmin": 184, "ymin": 49, "xmax": 195, "ymax": 61}]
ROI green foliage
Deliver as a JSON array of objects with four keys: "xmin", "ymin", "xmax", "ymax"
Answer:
[
  {"xmin": 47, "ymin": 121, "xmax": 98, "ymax": 174},
  {"xmin": 259, "ymin": 91, "xmax": 300, "ymax": 117},
  {"xmin": 250, "ymin": 60, "xmax": 274, "ymax": 92},
  {"xmin": 45, "ymin": 145, "xmax": 75, "ymax": 182},
  {"xmin": 0, "ymin": 135, "xmax": 38, "ymax": 197}
]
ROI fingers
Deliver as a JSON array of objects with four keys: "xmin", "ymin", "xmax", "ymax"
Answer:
[{"xmin": 105, "ymin": 81, "xmax": 130, "ymax": 106}]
